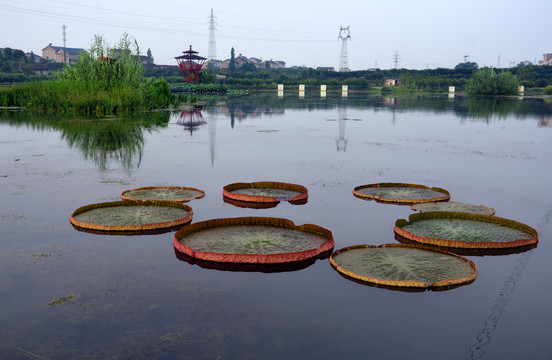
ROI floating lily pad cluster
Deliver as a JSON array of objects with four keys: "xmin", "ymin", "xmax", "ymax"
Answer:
[
  {"xmin": 332, "ymin": 182, "xmax": 539, "ymax": 290},
  {"xmin": 71, "ymin": 182, "xmax": 333, "ymax": 267},
  {"xmin": 70, "ymin": 186, "xmax": 204, "ymax": 232},
  {"xmin": 70, "ymin": 180, "xmax": 539, "ymax": 290}
]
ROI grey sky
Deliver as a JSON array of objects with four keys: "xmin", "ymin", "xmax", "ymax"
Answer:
[{"xmin": 1, "ymin": 0, "xmax": 550, "ymax": 70}]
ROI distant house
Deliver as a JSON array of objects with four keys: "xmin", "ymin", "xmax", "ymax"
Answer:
[
  {"xmin": 384, "ymin": 76, "xmax": 400, "ymax": 87},
  {"xmin": 25, "ymin": 52, "xmax": 44, "ymax": 63},
  {"xmin": 538, "ymin": 53, "xmax": 552, "ymax": 66},
  {"xmin": 42, "ymin": 44, "xmax": 85, "ymax": 64},
  {"xmin": 264, "ymin": 59, "xmax": 285, "ymax": 69},
  {"xmin": 220, "ymin": 54, "xmax": 249, "ymax": 70},
  {"xmin": 31, "ymin": 64, "xmax": 49, "ymax": 75},
  {"xmin": 317, "ymin": 67, "xmax": 335, "ymax": 71},
  {"xmin": 204, "ymin": 59, "xmax": 222, "ymax": 69}
]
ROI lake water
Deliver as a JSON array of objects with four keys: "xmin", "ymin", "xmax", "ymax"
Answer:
[{"xmin": 1, "ymin": 93, "xmax": 551, "ymax": 359}]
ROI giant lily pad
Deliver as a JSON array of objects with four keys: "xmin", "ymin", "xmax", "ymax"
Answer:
[
  {"xmin": 174, "ymin": 217, "xmax": 333, "ymax": 264},
  {"xmin": 121, "ymin": 186, "xmax": 205, "ymax": 202},
  {"xmin": 411, "ymin": 201, "xmax": 495, "ymax": 215},
  {"xmin": 223, "ymin": 181, "xmax": 308, "ymax": 205},
  {"xmin": 329, "ymin": 244, "xmax": 477, "ymax": 289},
  {"xmin": 394, "ymin": 211, "xmax": 538, "ymax": 249},
  {"xmin": 70, "ymin": 200, "xmax": 193, "ymax": 232},
  {"xmin": 353, "ymin": 183, "xmax": 450, "ymax": 204}
]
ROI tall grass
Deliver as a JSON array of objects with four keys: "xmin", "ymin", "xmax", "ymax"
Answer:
[
  {"xmin": 465, "ymin": 68, "xmax": 519, "ymax": 96},
  {"xmin": 0, "ymin": 34, "xmax": 177, "ymax": 114}
]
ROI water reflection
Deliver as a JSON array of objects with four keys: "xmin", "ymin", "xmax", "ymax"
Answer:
[
  {"xmin": 177, "ymin": 108, "xmax": 206, "ymax": 135},
  {"xmin": 0, "ymin": 111, "xmax": 170, "ymax": 171},
  {"xmin": 217, "ymin": 93, "xmax": 551, "ymax": 123},
  {"xmin": 174, "ymin": 247, "xmax": 331, "ymax": 273}
]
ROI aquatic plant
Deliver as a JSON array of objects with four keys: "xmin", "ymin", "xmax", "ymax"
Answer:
[
  {"xmin": 70, "ymin": 200, "xmax": 193, "ymax": 232},
  {"xmin": 121, "ymin": 186, "xmax": 205, "ymax": 202},
  {"xmin": 394, "ymin": 211, "xmax": 538, "ymax": 249},
  {"xmin": 223, "ymin": 181, "xmax": 308, "ymax": 205},
  {"xmin": 174, "ymin": 217, "xmax": 334, "ymax": 264},
  {"xmin": 410, "ymin": 201, "xmax": 495, "ymax": 215},
  {"xmin": 353, "ymin": 183, "xmax": 450, "ymax": 204},
  {"xmin": 330, "ymin": 244, "xmax": 477, "ymax": 289}
]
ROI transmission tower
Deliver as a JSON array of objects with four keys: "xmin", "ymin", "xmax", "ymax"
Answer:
[
  {"xmin": 497, "ymin": 53, "xmax": 501, "ymax": 68},
  {"xmin": 393, "ymin": 50, "xmax": 400, "ymax": 69},
  {"xmin": 62, "ymin": 24, "xmax": 67, "ymax": 48},
  {"xmin": 207, "ymin": 9, "xmax": 217, "ymax": 61},
  {"xmin": 338, "ymin": 26, "xmax": 351, "ymax": 72}
]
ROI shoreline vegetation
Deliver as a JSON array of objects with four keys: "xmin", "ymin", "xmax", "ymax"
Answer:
[
  {"xmin": 0, "ymin": 34, "xmax": 182, "ymax": 114},
  {"xmin": 1, "ymin": 34, "xmax": 551, "ymax": 113}
]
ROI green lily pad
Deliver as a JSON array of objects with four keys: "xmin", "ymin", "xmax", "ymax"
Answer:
[
  {"xmin": 121, "ymin": 186, "xmax": 205, "ymax": 202},
  {"xmin": 330, "ymin": 244, "xmax": 477, "ymax": 289},
  {"xmin": 353, "ymin": 183, "xmax": 450, "ymax": 204},
  {"xmin": 223, "ymin": 182, "xmax": 308, "ymax": 204},
  {"xmin": 174, "ymin": 217, "xmax": 333, "ymax": 264},
  {"xmin": 394, "ymin": 212, "xmax": 538, "ymax": 249},
  {"xmin": 70, "ymin": 200, "xmax": 193, "ymax": 232},
  {"xmin": 411, "ymin": 201, "xmax": 495, "ymax": 215}
]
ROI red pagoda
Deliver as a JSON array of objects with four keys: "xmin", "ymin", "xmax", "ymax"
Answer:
[{"xmin": 175, "ymin": 46, "xmax": 206, "ymax": 83}]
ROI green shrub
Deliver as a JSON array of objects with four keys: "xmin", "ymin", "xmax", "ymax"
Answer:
[
  {"xmin": 466, "ymin": 68, "xmax": 519, "ymax": 96},
  {"xmin": 544, "ymin": 85, "xmax": 552, "ymax": 95}
]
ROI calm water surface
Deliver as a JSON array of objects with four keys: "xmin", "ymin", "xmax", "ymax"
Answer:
[{"xmin": 1, "ymin": 93, "xmax": 551, "ymax": 359}]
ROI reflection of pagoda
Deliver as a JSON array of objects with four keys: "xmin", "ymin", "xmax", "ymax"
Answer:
[
  {"xmin": 177, "ymin": 108, "xmax": 206, "ymax": 135},
  {"xmin": 175, "ymin": 46, "xmax": 206, "ymax": 83}
]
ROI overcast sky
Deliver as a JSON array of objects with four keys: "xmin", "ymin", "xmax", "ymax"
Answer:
[{"xmin": 1, "ymin": 0, "xmax": 550, "ymax": 70}]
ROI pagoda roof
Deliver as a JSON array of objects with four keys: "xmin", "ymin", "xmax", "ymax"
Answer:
[
  {"xmin": 175, "ymin": 46, "xmax": 206, "ymax": 60},
  {"xmin": 175, "ymin": 53, "xmax": 206, "ymax": 60}
]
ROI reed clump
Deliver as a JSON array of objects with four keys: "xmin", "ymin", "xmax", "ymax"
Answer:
[{"xmin": 0, "ymin": 34, "xmax": 177, "ymax": 114}]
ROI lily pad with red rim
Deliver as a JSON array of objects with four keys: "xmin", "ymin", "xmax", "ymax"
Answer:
[
  {"xmin": 174, "ymin": 217, "xmax": 333, "ymax": 264},
  {"xmin": 223, "ymin": 181, "xmax": 308, "ymax": 205}
]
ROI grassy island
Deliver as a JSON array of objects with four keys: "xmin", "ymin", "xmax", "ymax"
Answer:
[{"xmin": 0, "ymin": 34, "xmax": 178, "ymax": 114}]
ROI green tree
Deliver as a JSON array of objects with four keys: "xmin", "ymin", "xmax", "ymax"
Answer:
[
  {"xmin": 454, "ymin": 62, "xmax": 478, "ymax": 72},
  {"xmin": 3, "ymin": 47, "xmax": 12, "ymax": 58},
  {"xmin": 240, "ymin": 62, "xmax": 257, "ymax": 72},
  {"xmin": 147, "ymin": 48, "xmax": 154, "ymax": 63},
  {"xmin": 13, "ymin": 49, "xmax": 26, "ymax": 60},
  {"xmin": 229, "ymin": 47, "xmax": 236, "ymax": 72}
]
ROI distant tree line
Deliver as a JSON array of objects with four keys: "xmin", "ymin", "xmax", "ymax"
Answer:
[{"xmin": 2, "ymin": 44, "xmax": 552, "ymax": 91}]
